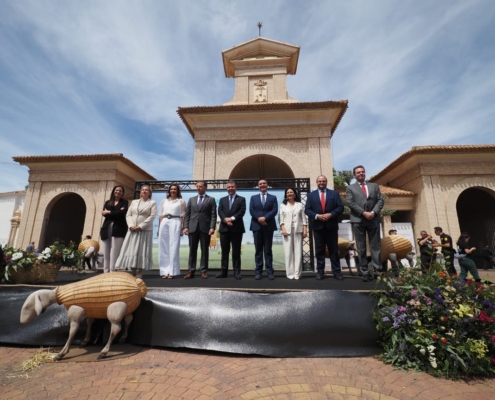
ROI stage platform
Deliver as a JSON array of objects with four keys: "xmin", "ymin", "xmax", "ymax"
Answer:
[
  {"xmin": 0, "ymin": 269, "xmax": 384, "ymax": 358},
  {"xmin": 52, "ymin": 268, "xmax": 386, "ymax": 291}
]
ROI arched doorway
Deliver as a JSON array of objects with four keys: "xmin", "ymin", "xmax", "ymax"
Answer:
[
  {"xmin": 456, "ymin": 187, "xmax": 495, "ymax": 252},
  {"xmin": 229, "ymin": 155, "xmax": 295, "ymax": 188},
  {"xmin": 41, "ymin": 193, "xmax": 86, "ymax": 248}
]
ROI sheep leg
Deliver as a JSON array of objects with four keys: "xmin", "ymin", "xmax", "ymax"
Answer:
[
  {"xmin": 97, "ymin": 302, "xmax": 127, "ymax": 360},
  {"xmin": 119, "ymin": 313, "xmax": 133, "ymax": 344},
  {"xmin": 53, "ymin": 306, "xmax": 85, "ymax": 361},
  {"xmin": 80, "ymin": 317, "xmax": 94, "ymax": 347},
  {"xmin": 344, "ymin": 254, "xmax": 355, "ymax": 276}
]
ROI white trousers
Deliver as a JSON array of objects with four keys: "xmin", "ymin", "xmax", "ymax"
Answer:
[
  {"xmin": 159, "ymin": 217, "xmax": 182, "ymax": 276},
  {"xmin": 282, "ymin": 231, "xmax": 303, "ymax": 279},
  {"xmin": 101, "ymin": 223, "xmax": 124, "ymax": 273}
]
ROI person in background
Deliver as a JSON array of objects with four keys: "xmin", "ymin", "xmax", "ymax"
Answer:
[
  {"xmin": 115, "ymin": 185, "xmax": 156, "ymax": 278},
  {"xmin": 482, "ymin": 244, "xmax": 494, "ymax": 270},
  {"xmin": 417, "ymin": 230, "xmax": 436, "ymax": 271},
  {"xmin": 279, "ymin": 188, "xmax": 307, "ymax": 280},
  {"xmin": 26, "ymin": 242, "xmax": 35, "ymax": 253},
  {"xmin": 158, "ymin": 184, "xmax": 186, "ymax": 279},
  {"xmin": 101, "ymin": 185, "xmax": 128, "ymax": 273},
  {"xmin": 456, "ymin": 233, "xmax": 481, "ymax": 283},
  {"xmin": 434, "ymin": 227, "xmax": 456, "ymax": 277}
]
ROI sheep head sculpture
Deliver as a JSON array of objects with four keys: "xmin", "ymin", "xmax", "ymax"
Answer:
[{"xmin": 20, "ymin": 272, "xmax": 147, "ymax": 361}]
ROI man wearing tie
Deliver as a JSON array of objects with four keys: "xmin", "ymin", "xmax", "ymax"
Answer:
[
  {"xmin": 249, "ymin": 179, "xmax": 278, "ymax": 280},
  {"xmin": 305, "ymin": 175, "xmax": 344, "ymax": 280},
  {"xmin": 217, "ymin": 181, "xmax": 246, "ymax": 280},
  {"xmin": 346, "ymin": 165, "xmax": 384, "ymax": 282},
  {"xmin": 183, "ymin": 181, "xmax": 217, "ymax": 279}
]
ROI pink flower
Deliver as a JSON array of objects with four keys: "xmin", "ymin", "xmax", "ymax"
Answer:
[
  {"xmin": 491, "ymin": 336, "xmax": 495, "ymax": 343},
  {"xmin": 492, "ymin": 358, "xmax": 495, "ymax": 366}
]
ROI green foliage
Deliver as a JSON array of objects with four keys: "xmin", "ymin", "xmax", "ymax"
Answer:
[
  {"xmin": 333, "ymin": 168, "xmax": 353, "ymax": 187},
  {"xmin": 373, "ymin": 267, "xmax": 495, "ymax": 379}
]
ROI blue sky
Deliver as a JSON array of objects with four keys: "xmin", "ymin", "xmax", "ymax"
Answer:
[{"xmin": 1, "ymin": 0, "xmax": 494, "ymax": 192}]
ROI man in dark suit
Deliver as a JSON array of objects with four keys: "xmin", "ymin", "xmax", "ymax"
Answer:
[
  {"xmin": 249, "ymin": 179, "xmax": 278, "ymax": 280},
  {"xmin": 217, "ymin": 180, "xmax": 246, "ymax": 280},
  {"xmin": 305, "ymin": 175, "xmax": 344, "ymax": 280},
  {"xmin": 183, "ymin": 181, "xmax": 217, "ymax": 279},
  {"xmin": 346, "ymin": 165, "xmax": 384, "ymax": 282}
]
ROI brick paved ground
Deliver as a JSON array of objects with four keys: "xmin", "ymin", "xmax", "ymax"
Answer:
[{"xmin": 1, "ymin": 345, "xmax": 495, "ymax": 400}]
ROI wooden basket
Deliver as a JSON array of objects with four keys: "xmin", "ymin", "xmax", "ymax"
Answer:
[
  {"xmin": 381, "ymin": 235, "xmax": 413, "ymax": 262},
  {"xmin": 56, "ymin": 272, "xmax": 147, "ymax": 319},
  {"xmin": 9, "ymin": 261, "xmax": 60, "ymax": 284},
  {"xmin": 78, "ymin": 239, "xmax": 100, "ymax": 252}
]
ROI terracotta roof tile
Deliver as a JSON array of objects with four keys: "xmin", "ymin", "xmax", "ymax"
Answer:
[
  {"xmin": 371, "ymin": 144, "xmax": 495, "ymax": 182},
  {"xmin": 12, "ymin": 153, "xmax": 155, "ymax": 180},
  {"xmin": 177, "ymin": 100, "xmax": 348, "ymax": 138},
  {"xmin": 336, "ymin": 185, "xmax": 415, "ymax": 197}
]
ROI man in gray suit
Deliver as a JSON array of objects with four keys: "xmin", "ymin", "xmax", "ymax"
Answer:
[
  {"xmin": 183, "ymin": 181, "xmax": 217, "ymax": 279},
  {"xmin": 346, "ymin": 165, "xmax": 384, "ymax": 282}
]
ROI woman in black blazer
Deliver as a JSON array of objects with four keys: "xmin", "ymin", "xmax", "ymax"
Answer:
[{"xmin": 101, "ymin": 185, "xmax": 128, "ymax": 273}]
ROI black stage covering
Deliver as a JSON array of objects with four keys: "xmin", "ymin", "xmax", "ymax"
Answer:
[
  {"xmin": 0, "ymin": 271, "xmax": 383, "ymax": 357},
  {"xmin": 50, "ymin": 269, "xmax": 386, "ymax": 291}
]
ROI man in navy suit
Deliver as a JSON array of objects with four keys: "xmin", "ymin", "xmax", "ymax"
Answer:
[
  {"xmin": 305, "ymin": 175, "xmax": 344, "ymax": 280},
  {"xmin": 249, "ymin": 179, "xmax": 278, "ymax": 280},
  {"xmin": 217, "ymin": 180, "xmax": 246, "ymax": 280}
]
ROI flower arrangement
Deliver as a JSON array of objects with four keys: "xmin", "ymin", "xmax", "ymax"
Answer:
[
  {"xmin": 1, "ymin": 241, "xmax": 83, "ymax": 281},
  {"xmin": 373, "ymin": 267, "xmax": 495, "ymax": 379},
  {"xmin": 1, "ymin": 247, "xmax": 38, "ymax": 280},
  {"xmin": 36, "ymin": 241, "xmax": 82, "ymax": 269}
]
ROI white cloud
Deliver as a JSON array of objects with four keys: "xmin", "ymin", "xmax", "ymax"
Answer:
[{"xmin": 0, "ymin": 0, "xmax": 494, "ymax": 191}]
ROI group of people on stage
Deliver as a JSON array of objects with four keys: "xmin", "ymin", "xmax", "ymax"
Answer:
[
  {"xmin": 98, "ymin": 166, "xmax": 492, "ymax": 282},
  {"xmin": 98, "ymin": 165, "xmax": 387, "ymax": 282}
]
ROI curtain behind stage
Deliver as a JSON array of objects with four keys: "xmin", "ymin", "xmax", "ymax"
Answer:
[{"xmin": 0, "ymin": 287, "xmax": 381, "ymax": 357}]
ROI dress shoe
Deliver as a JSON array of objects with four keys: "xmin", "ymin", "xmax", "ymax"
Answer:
[
  {"xmin": 333, "ymin": 273, "xmax": 344, "ymax": 280},
  {"xmin": 215, "ymin": 273, "xmax": 227, "ymax": 278},
  {"xmin": 201, "ymin": 272, "xmax": 208, "ymax": 279},
  {"xmin": 255, "ymin": 275, "xmax": 262, "ymax": 280},
  {"xmin": 316, "ymin": 273, "xmax": 324, "ymax": 280},
  {"xmin": 268, "ymin": 274, "xmax": 275, "ymax": 280},
  {"xmin": 234, "ymin": 274, "xmax": 242, "ymax": 280},
  {"xmin": 184, "ymin": 272, "xmax": 194, "ymax": 279}
]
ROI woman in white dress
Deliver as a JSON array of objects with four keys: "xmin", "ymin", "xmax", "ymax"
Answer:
[
  {"xmin": 158, "ymin": 184, "xmax": 186, "ymax": 278},
  {"xmin": 279, "ymin": 188, "xmax": 308, "ymax": 280},
  {"xmin": 115, "ymin": 185, "xmax": 157, "ymax": 278}
]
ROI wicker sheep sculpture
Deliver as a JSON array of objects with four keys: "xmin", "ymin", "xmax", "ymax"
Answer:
[{"xmin": 20, "ymin": 272, "xmax": 147, "ymax": 361}]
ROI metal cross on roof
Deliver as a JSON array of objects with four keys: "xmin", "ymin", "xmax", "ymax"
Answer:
[{"xmin": 257, "ymin": 22, "xmax": 262, "ymax": 36}]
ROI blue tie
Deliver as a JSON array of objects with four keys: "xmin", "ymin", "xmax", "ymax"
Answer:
[
  {"xmin": 261, "ymin": 193, "xmax": 266, "ymax": 208},
  {"xmin": 198, "ymin": 195, "xmax": 203, "ymax": 210},
  {"xmin": 229, "ymin": 196, "xmax": 233, "ymax": 210}
]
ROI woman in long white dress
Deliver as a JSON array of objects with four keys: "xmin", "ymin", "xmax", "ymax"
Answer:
[
  {"xmin": 279, "ymin": 188, "xmax": 308, "ymax": 280},
  {"xmin": 115, "ymin": 185, "xmax": 157, "ymax": 278},
  {"xmin": 158, "ymin": 184, "xmax": 186, "ymax": 278}
]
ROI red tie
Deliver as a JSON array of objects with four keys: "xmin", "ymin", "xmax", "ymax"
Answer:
[
  {"xmin": 320, "ymin": 191, "xmax": 325, "ymax": 212},
  {"xmin": 360, "ymin": 183, "xmax": 367, "ymax": 196}
]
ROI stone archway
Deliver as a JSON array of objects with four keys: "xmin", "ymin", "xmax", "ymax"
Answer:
[
  {"xmin": 41, "ymin": 193, "xmax": 86, "ymax": 248},
  {"xmin": 456, "ymin": 187, "xmax": 495, "ymax": 250},
  {"xmin": 229, "ymin": 155, "xmax": 295, "ymax": 187}
]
